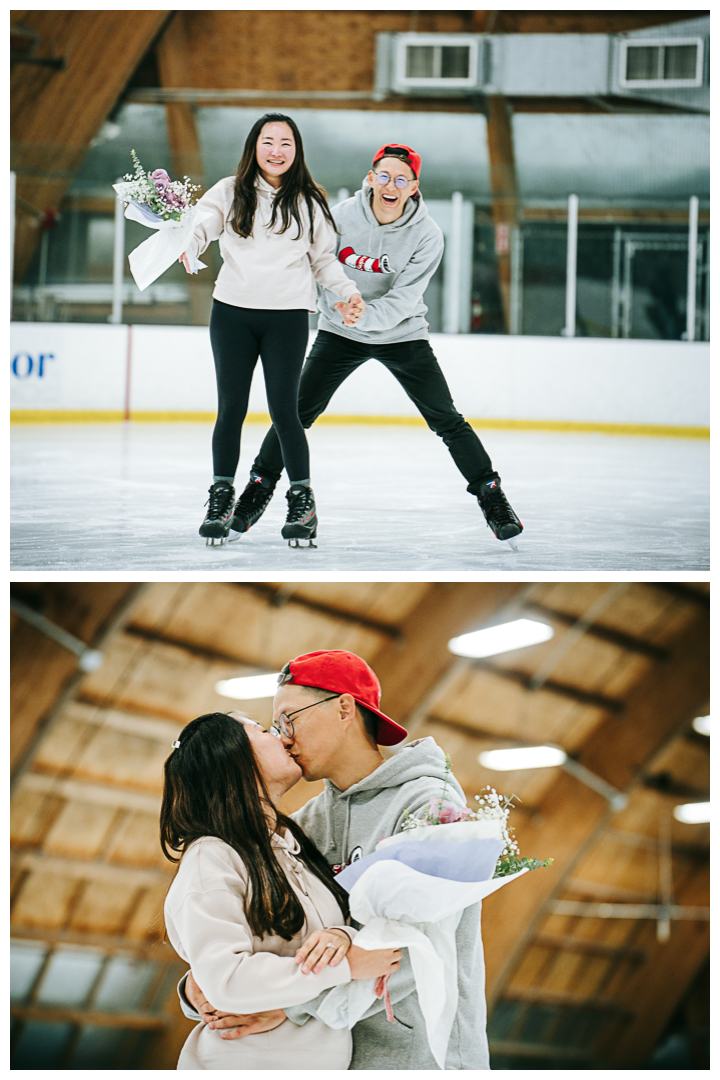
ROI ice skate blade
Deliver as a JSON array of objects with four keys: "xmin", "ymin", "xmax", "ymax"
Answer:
[
  {"xmin": 205, "ymin": 535, "xmax": 228, "ymax": 547},
  {"xmin": 501, "ymin": 536, "xmax": 520, "ymax": 552},
  {"xmin": 287, "ymin": 537, "xmax": 317, "ymax": 549}
]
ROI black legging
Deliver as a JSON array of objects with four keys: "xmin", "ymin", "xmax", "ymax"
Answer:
[{"xmin": 209, "ymin": 300, "xmax": 310, "ymax": 481}]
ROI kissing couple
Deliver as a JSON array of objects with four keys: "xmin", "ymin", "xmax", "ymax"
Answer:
[{"xmin": 162, "ymin": 650, "xmax": 490, "ymax": 1069}]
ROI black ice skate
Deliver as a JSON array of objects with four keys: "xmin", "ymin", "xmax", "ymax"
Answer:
[
  {"xmin": 282, "ymin": 484, "xmax": 318, "ymax": 548},
  {"xmin": 477, "ymin": 478, "xmax": 523, "ymax": 551},
  {"xmin": 230, "ymin": 471, "xmax": 276, "ymax": 534},
  {"xmin": 199, "ymin": 481, "xmax": 235, "ymax": 545}
]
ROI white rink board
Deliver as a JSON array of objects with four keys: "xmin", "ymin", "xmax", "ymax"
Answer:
[
  {"xmin": 10, "ymin": 322, "xmax": 709, "ymax": 427},
  {"xmin": 10, "ymin": 323, "xmax": 128, "ymax": 410}
]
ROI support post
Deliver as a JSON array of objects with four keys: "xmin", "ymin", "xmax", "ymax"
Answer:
[
  {"xmin": 486, "ymin": 95, "xmax": 519, "ymax": 334},
  {"xmin": 10, "ymin": 170, "xmax": 16, "ymax": 305},
  {"xmin": 686, "ymin": 195, "xmax": 698, "ymax": 342},
  {"xmin": 445, "ymin": 191, "xmax": 464, "ymax": 334},
  {"xmin": 109, "ymin": 188, "xmax": 125, "ymax": 325},
  {"xmin": 563, "ymin": 193, "xmax": 578, "ymax": 337}
]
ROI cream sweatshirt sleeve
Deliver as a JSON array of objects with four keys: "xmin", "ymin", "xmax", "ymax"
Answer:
[
  {"xmin": 168, "ymin": 883, "xmax": 352, "ymax": 1015},
  {"xmin": 306, "ymin": 207, "xmax": 359, "ymax": 303},
  {"xmin": 183, "ymin": 179, "xmax": 230, "ymax": 262}
]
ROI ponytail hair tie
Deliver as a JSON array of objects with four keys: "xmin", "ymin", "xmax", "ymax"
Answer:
[{"xmin": 171, "ymin": 740, "xmax": 181, "ymax": 749}]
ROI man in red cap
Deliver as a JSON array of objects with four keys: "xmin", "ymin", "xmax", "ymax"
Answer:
[
  {"xmin": 180, "ymin": 649, "xmax": 492, "ymax": 1070},
  {"xmin": 230, "ymin": 142, "xmax": 523, "ymax": 550}
]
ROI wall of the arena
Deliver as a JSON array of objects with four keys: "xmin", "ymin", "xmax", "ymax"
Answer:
[{"xmin": 10, "ymin": 323, "xmax": 709, "ymax": 436}]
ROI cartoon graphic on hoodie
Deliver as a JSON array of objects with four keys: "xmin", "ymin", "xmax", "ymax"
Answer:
[{"xmin": 338, "ymin": 247, "xmax": 395, "ymax": 275}]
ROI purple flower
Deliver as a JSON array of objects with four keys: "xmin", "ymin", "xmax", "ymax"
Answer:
[
  {"xmin": 437, "ymin": 804, "xmax": 474, "ymax": 824},
  {"xmin": 150, "ymin": 169, "xmax": 171, "ymax": 190}
]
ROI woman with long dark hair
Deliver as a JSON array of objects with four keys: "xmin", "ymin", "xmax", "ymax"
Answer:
[
  {"xmin": 161, "ymin": 711, "xmax": 399, "ymax": 1070},
  {"xmin": 180, "ymin": 113, "xmax": 365, "ymax": 548}
]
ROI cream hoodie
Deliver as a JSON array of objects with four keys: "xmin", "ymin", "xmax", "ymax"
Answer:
[
  {"xmin": 164, "ymin": 832, "xmax": 354, "ymax": 1070},
  {"xmin": 184, "ymin": 175, "xmax": 359, "ymax": 312}
]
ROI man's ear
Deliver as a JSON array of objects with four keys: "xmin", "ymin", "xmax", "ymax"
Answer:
[{"xmin": 337, "ymin": 694, "xmax": 356, "ymax": 725}]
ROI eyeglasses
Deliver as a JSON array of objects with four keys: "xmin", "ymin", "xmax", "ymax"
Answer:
[
  {"xmin": 374, "ymin": 171, "xmax": 411, "ymax": 189},
  {"xmin": 270, "ymin": 693, "xmax": 341, "ymax": 739}
]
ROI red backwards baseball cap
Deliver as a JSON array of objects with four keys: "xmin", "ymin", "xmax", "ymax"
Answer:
[
  {"xmin": 278, "ymin": 650, "xmax": 408, "ymax": 746},
  {"xmin": 372, "ymin": 143, "xmax": 422, "ymax": 179}
]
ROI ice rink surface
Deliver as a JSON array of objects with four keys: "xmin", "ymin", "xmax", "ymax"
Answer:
[{"xmin": 10, "ymin": 422, "xmax": 709, "ymax": 572}]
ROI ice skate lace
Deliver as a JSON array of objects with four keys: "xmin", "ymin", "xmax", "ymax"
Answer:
[
  {"xmin": 480, "ymin": 486, "xmax": 516, "ymax": 526},
  {"xmin": 286, "ymin": 487, "xmax": 314, "ymax": 523},
  {"xmin": 205, "ymin": 484, "xmax": 233, "ymax": 520}
]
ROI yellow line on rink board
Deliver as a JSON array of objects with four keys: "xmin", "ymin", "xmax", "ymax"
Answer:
[{"xmin": 10, "ymin": 410, "xmax": 709, "ymax": 439}]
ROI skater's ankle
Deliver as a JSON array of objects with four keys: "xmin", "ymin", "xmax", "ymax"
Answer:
[
  {"xmin": 288, "ymin": 477, "xmax": 311, "ymax": 488},
  {"xmin": 213, "ymin": 475, "xmax": 235, "ymax": 486}
]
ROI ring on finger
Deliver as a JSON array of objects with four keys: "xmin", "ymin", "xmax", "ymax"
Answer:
[{"xmin": 323, "ymin": 943, "xmax": 336, "ymax": 951}]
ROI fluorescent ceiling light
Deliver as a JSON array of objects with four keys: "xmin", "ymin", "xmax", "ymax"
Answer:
[
  {"xmin": 692, "ymin": 715, "xmax": 710, "ymax": 736},
  {"xmin": 479, "ymin": 745, "xmax": 567, "ymax": 771},
  {"xmin": 673, "ymin": 802, "xmax": 710, "ymax": 825},
  {"xmin": 449, "ymin": 618, "xmax": 554, "ymax": 659},
  {"xmin": 215, "ymin": 673, "xmax": 280, "ymax": 700}
]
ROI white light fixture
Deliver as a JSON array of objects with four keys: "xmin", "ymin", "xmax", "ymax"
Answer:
[
  {"xmin": 673, "ymin": 802, "xmax": 710, "ymax": 824},
  {"xmin": 692, "ymin": 715, "xmax": 710, "ymax": 736},
  {"xmin": 479, "ymin": 745, "xmax": 567, "ymax": 771},
  {"xmin": 215, "ymin": 673, "xmax": 280, "ymax": 700},
  {"xmin": 449, "ymin": 618, "xmax": 554, "ymax": 659}
]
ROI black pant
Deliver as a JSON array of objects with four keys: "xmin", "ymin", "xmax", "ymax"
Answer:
[
  {"xmin": 252, "ymin": 330, "xmax": 498, "ymax": 495},
  {"xmin": 209, "ymin": 300, "xmax": 309, "ymax": 481}
]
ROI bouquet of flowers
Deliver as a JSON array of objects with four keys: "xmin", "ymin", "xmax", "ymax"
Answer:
[
  {"xmin": 315, "ymin": 762, "xmax": 552, "ymax": 1070},
  {"xmin": 112, "ymin": 150, "xmax": 213, "ymax": 291},
  {"xmin": 114, "ymin": 149, "xmax": 201, "ymax": 224}
]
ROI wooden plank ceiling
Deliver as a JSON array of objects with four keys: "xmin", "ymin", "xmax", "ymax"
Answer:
[{"xmin": 10, "ymin": 581, "xmax": 709, "ymax": 1069}]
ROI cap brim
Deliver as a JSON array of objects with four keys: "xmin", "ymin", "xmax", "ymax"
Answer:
[{"xmin": 360, "ymin": 704, "xmax": 407, "ymax": 746}]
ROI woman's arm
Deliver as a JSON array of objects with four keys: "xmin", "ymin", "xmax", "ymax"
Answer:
[
  {"xmin": 181, "ymin": 178, "xmax": 230, "ymax": 264},
  {"xmin": 306, "ymin": 206, "xmax": 361, "ymax": 303},
  {"xmin": 170, "ymin": 886, "xmax": 353, "ymax": 1015}
]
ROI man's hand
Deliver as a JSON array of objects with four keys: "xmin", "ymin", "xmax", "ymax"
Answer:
[
  {"xmin": 185, "ymin": 970, "xmax": 218, "ymax": 1024},
  {"xmin": 207, "ymin": 1008, "xmax": 286, "ymax": 1040},
  {"xmin": 185, "ymin": 972, "xmax": 285, "ymax": 1040},
  {"xmin": 334, "ymin": 292, "xmax": 365, "ymax": 326}
]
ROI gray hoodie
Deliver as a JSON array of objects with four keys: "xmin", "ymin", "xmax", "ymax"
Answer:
[
  {"xmin": 316, "ymin": 180, "xmax": 445, "ymax": 345},
  {"xmin": 285, "ymin": 737, "xmax": 490, "ymax": 1071}
]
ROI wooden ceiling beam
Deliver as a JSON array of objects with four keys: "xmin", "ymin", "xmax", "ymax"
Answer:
[
  {"xmin": 522, "ymin": 601, "xmax": 670, "ymax": 661},
  {"xmin": 16, "ymin": 773, "xmax": 161, "ymax": 814},
  {"xmin": 648, "ymin": 583, "xmax": 710, "ymax": 608},
  {"xmin": 12, "ymin": 851, "xmax": 171, "ymax": 888},
  {"xmin": 482, "ymin": 605, "xmax": 709, "ymax": 1003},
  {"xmin": 369, "ymin": 583, "xmax": 529, "ymax": 727},
  {"xmin": 11, "ymin": 584, "xmax": 147, "ymax": 784},
  {"xmin": 471, "ymin": 659, "xmax": 625, "ymax": 713},
  {"xmin": 11, "ymin": 1003, "xmax": 165, "ymax": 1030},
  {"xmin": 534, "ymin": 933, "xmax": 647, "ymax": 963},
  {"xmin": 501, "ymin": 985, "xmax": 633, "ymax": 1017},
  {"xmin": 11, "ymin": 925, "xmax": 176, "ymax": 961},
  {"xmin": 240, "ymin": 583, "xmax": 403, "ymax": 641},
  {"xmin": 488, "ymin": 1040, "xmax": 592, "ymax": 1062},
  {"xmin": 123, "ymin": 623, "xmax": 264, "ymax": 667}
]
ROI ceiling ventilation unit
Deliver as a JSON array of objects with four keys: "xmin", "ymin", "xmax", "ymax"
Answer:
[{"xmin": 375, "ymin": 19, "xmax": 708, "ymax": 110}]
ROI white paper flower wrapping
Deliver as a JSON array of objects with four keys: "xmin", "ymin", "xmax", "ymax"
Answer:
[
  {"xmin": 112, "ymin": 186, "xmax": 212, "ymax": 291},
  {"xmin": 314, "ymin": 824, "xmax": 529, "ymax": 1070}
]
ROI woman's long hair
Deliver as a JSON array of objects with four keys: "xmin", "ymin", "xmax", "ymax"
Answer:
[
  {"xmin": 160, "ymin": 712, "xmax": 349, "ymax": 940},
  {"xmin": 228, "ymin": 112, "xmax": 336, "ymax": 243}
]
